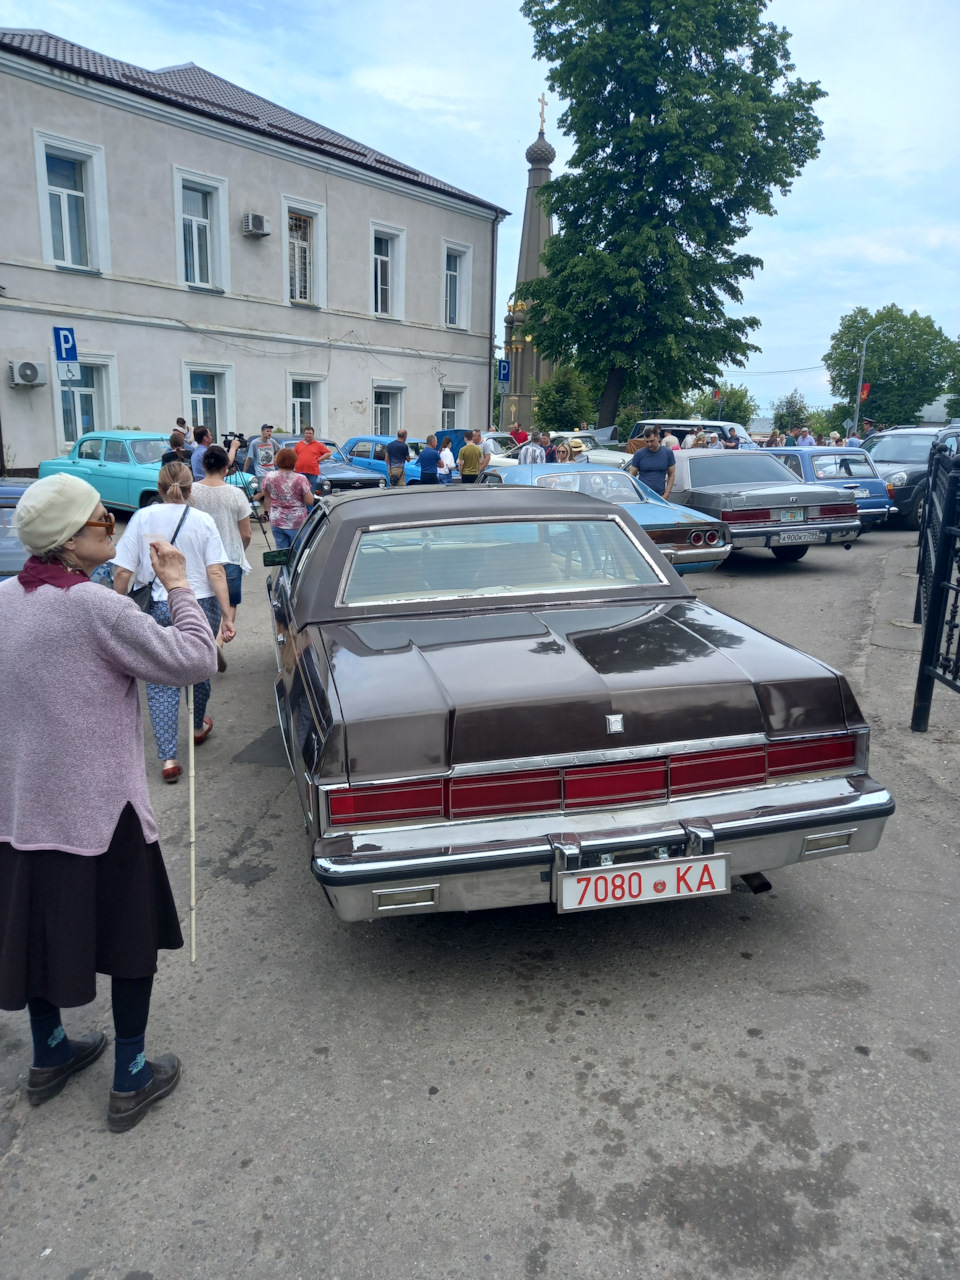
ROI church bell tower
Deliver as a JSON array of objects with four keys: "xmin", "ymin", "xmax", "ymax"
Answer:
[{"xmin": 501, "ymin": 99, "xmax": 556, "ymax": 433}]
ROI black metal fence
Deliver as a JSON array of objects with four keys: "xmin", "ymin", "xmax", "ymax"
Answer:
[{"xmin": 912, "ymin": 446, "xmax": 960, "ymax": 731}]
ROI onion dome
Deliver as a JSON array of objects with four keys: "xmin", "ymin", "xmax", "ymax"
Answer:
[{"xmin": 525, "ymin": 131, "xmax": 556, "ymax": 166}]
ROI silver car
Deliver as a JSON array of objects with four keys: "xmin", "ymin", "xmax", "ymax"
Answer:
[{"xmin": 669, "ymin": 449, "xmax": 860, "ymax": 562}]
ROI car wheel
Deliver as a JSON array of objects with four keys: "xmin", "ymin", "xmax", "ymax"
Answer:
[
  {"xmin": 139, "ymin": 491, "xmax": 161, "ymax": 507},
  {"xmin": 771, "ymin": 545, "xmax": 809, "ymax": 562},
  {"xmin": 904, "ymin": 493, "xmax": 924, "ymax": 532}
]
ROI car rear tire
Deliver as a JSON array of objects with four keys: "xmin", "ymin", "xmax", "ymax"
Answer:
[
  {"xmin": 771, "ymin": 545, "xmax": 809, "ymax": 562},
  {"xmin": 904, "ymin": 493, "xmax": 924, "ymax": 532},
  {"xmin": 139, "ymin": 492, "xmax": 161, "ymax": 507}
]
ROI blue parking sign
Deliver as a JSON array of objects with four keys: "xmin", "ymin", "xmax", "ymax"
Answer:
[
  {"xmin": 53, "ymin": 327, "xmax": 77, "ymax": 363},
  {"xmin": 497, "ymin": 359, "xmax": 510, "ymax": 384}
]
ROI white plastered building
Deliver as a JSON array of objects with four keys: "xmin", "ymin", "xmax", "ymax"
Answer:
[{"xmin": 0, "ymin": 30, "xmax": 506, "ymax": 471}]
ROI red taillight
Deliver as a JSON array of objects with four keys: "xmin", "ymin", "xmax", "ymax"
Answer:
[
  {"xmin": 886, "ymin": 483, "xmax": 895, "ymax": 499},
  {"xmin": 671, "ymin": 746, "xmax": 768, "ymax": 794},
  {"xmin": 811, "ymin": 504, "xmax": 857, "ymax": 520},
  {"xmin": 705, "ymin": 530, "xmax": 720, "ymax": 545},
  {"xmin": 690, "ymin": 531, "xmax": 705, "ymax": 546},
  {"xmin": 327, "ymin": 734, "xmax": 863, "ymax": 826},
  {"xmin": 721, "ymin": 509, "xmax": 771, "ymax": 523},
  {"xmin": 448, "ymin": 770, "xmax": 560, "ymax": 819},
  {"xmin": 328, "ymin": 780, "xmax": 444, "ymax": 825},
  {"xmin": 767, "ymin": 734, "xmax": 857, "ymax": 776},
  {"xmin": 565, "ymin": 760, "xmax": 667, "ymax": 808}
]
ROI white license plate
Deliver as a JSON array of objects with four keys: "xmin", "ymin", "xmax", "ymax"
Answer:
[
  {"xmin": 778, "ymin": 530, "xmax": 821, "ymax": 544},
  {"xmin": 780, "ymin": 508, "xmax": 805, "ymax": 522},
  {"xmin": 855, "ymin": 488, "xmax": 871, "ymax": 499},
  {"xmin": 558, "ymin": 854, "xmax": 730, "ymax": 913}
]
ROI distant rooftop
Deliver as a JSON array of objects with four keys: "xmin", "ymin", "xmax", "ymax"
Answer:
[{"xmin": 0, "ymin": 29, "xmax": 506, "ymax": 216}]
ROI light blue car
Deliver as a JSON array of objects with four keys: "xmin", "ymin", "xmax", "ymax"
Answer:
[
  {"xmin": 37, "ymin": 431, "xmax": 258, "ymax": 512},
  {"xmin": 481, "ymin": 463, "xmax": 731, "ymax": 573},
  {"xmin": 342, "ymin": 434, "xmax": 428, "ymax": 484}
]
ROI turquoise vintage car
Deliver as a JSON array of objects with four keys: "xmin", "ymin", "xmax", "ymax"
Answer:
[{"xmin": 38, "ymin": 431, "xmax": 258, "ymax": 512}]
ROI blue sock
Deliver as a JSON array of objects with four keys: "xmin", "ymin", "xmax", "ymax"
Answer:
[
  {"xmin": 113, "ymin": 1034, "xmax": 154, "ymax": 1093},
  {"xmin": 29, "ymin": 1005, "xmax": 74, "ymax": 1069}
]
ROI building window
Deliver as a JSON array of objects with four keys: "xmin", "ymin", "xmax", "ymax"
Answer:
[
  {"xmin": 441, "ymin": 391, "xmax": 459, "ymax": 434},
  {"xmin": 444, "ymin": 253, "xmax": 460, "ymax": 326},
  {"xmin": 291, "ymin": 380, "xmax": 314, "ymax": 432},
  {"xmin": 371, "ymin": 224, "xmax": 405, "ymax": 319},
  {"xmin": 174, "ymin": 168, "xmax": 229, "ymax": 291},
  {"xmin": 35, "ymin": 132, "xmax": 110, "ymax": 272},
  {"xmin": 373, "ymin": 388, "xmax": 401, "ymax": 435},
  {"xmin": 190, "ymin": 371, "xmax": 219, "ymax": 440},
  {"xmin": 373, "ymin": 236, "xmax": 391, "ymax": 314},
  {"xmin": 289, "ymin": 214, "xmax": 313, "ymax": 303},
  {"xmin": 47, "ymin": 154, "xmax": 89, "ymax": 267},
  {"xmin": 182, "ymin": 187, "xmax": 211, "ymax": 285},
  {"xmin": 61, "ymin": 365, "xmax": 99, "ymax": 442}
]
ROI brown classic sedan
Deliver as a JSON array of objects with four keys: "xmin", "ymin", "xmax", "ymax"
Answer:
[{"xmin": 265, "ymin": 486, "xmax": 893, "ymax": 922}]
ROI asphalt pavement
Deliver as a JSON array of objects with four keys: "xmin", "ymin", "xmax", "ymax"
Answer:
[{"xmin": 1, "ymin": 524, "xmax": 958, "ymax": 1280}]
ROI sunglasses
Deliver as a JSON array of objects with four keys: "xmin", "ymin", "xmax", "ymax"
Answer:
[{"xmin": 84, "ymin": 513, "xmax": 116, "ymax": 535}]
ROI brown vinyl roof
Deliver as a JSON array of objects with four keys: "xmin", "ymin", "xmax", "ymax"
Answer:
[{"xmin": 1, "ymin": 29, "xmax": 507, "ymax": 216}]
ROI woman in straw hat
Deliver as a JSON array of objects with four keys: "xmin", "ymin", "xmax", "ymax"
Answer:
[{"xmin": 0, "ymin": 473, "xmax": 216, "ymax": 1130}]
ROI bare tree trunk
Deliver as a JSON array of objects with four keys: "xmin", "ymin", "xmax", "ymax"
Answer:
[{"xmin": 597, "ymin": 366, "xmax": 627, "ymax": 430}]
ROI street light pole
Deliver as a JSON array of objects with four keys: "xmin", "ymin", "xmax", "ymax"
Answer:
[{"xmin": 852, "ymin": 325, "xmax": 886, "ymax": 438}]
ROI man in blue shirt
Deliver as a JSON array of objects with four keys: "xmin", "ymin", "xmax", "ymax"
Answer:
[
  {"xmin": 418, "ymin": 435, "xmax": 441, "ymax": 484},
  {"xmin": 385, "ymin": 430, "xmax": 410, "ymax": 486},
  {"xmin": 628, "ymin": 427, "xmax": 675, "ymax": 499},
  {"xmin": 191, "ymin": 427, "xmax": 212, "ymax": 480}
]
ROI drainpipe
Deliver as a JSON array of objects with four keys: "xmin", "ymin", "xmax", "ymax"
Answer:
[{"xmin": 487, "ymin": 212, "xmax": 503, "ymax": 430}]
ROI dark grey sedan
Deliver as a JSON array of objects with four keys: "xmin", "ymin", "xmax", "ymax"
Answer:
[{"xmin": 669, "ymin": 449, "xmax": 861, "ymax": 562}]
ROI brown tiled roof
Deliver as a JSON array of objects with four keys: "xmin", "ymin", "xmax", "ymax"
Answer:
[{"xmin": 1, "ymin": 29, "xmax": 507, "ymax": 215}]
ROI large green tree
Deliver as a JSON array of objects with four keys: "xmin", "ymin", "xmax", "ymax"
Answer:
[
  {"xmin": 532, "ymin": 364, "xmax": 594, "ymax": 433},
  {"xmin": 822, "ymin": 305, "xmax": 957, "ymax": 425},
  {"xmin": 771, "ymin": 388, "xmax": 810, "ymax": 435},
  {"xmin": 517, "ymin": 0, "xmax": 825, "ymax": 428},
  {"xmin": 939, "ymin": 365, "xmax": 960, "ymax": 421}
]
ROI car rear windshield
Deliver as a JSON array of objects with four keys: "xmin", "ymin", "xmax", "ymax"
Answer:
[
  {"xmin": 811, "ymin": 453, "xmax": 877, "ymax": 480},
  {"xmin": 688, "ymin": 454, "xmax": 794, "ymax": 486},
  {"xmin": 340, "ymin": 519, "xmax": 663, "ymax": 605},
  {"xmin": 129, "ymin": 439, "xmax": 166, "ymax": 465},
  {"xmin": 868, "ymin": 436, "xmax": 934, "ymax": 465},
  {"xmin": 535, "ymin": 471, "xmax": 645, "ymax": 504}
]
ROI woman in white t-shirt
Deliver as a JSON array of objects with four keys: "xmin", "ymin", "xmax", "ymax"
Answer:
[
  {"xmin": 112, "ymin": 463, "xmax": 236, "ymax": 783},
  {"xmin": 438, "ymin": 437, "xmax": 457, "ymax": 484},
  {"xmin": 190, "ymin": 444, "xmax": 251, "ymax": 625}
]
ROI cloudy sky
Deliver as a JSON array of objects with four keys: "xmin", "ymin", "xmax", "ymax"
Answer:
[{"xmin": 3, "ymin": 0, "xmax": 958, "ymax": 412}]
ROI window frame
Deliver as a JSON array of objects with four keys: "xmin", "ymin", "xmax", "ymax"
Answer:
[
  {"xmin": 34, "ymin": 131, "xmax": 111, "ymax": 273},
  {"xmin": 281, "ymin": 196, "xmax": 326, "ymax": 308},
  {"xmin": 173, "ymin": 167, "xmax": 230, "ymax": 292},
  {"xmin": 49, "ymin": 348, "xmax": 120, "ymax": 452},
  {"xmin": 370, "ymin": 222, "xmax": 406, "ymax": 320},
  {"xmin": 441, "ymin": 239, "xmax": 472, "ymax": 330},
  {"xmin": 287, "ymin": 373, "xmax": 327, "ymax": 435},
  {"xmin": 440, "ymin": 383, "xmax": 469, "ymax": 437},
  {"xmin": 181, "ymin": 361, "xmax": 236, "ymax": 442},
  {"xmin": 372, "ymin": 381, "xmax": 405, "ymax": 437}
]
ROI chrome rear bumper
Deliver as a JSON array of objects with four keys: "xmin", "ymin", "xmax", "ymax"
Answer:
[
  {"xmin": 730, "ymin": 519, "xmax": 860, "ymax": 548},
  {"xmin": 311, "ymin": 775, "xmax": 893, "ymax": 921}
]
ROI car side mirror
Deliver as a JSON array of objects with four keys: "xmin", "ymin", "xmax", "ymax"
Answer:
[{"xmin": 263, "ymin": 548, "xmax": 290, "ymax": 567}]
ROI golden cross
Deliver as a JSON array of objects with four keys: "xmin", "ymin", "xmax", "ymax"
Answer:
[{"xmin": 538, "ymin": 93, "xmax": 547, "ymax": 131}]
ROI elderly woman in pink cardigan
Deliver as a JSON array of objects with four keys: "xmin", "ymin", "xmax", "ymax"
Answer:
[{"xmin": 0, "ymin": 474, "xmax": 216, "ymax": 1133}]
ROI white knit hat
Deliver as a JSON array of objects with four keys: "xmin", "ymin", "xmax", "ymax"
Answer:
[{"xmin": 15, "ymin": 473, "xmax": 101, "ymax": 554}]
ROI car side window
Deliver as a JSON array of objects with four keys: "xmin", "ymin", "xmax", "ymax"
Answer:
[
  {"xmin": 77, "ymin": 439, "xmax": 102, "ymax": 461},
  {"xmin": 350, "ymin": 443, "xmax": 371, "ymax": 459},
  {"xmin": 480, "ymin": 471, "xmax": 503, "ymax": 485},
  {"xmin": 778, "ymin": 454, "xmax": 803, "ymax": 479},
  {"xmin": 103, "ymin": 439, "xmax": 131, "ymax": 464},
  {"xmin": 943, "ymin": 435, "xmax": 959, "ymax": 457},
  {"xmin": 373, "ymin": 444, "xmax": 387, "ymax": 462}
]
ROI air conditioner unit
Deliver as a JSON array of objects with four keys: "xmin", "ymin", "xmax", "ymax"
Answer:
[
  {"xmin": 9, "ymin": 360, "xmax": 48, "ymax": 387},
  {"xmin": 242, "ymin": 212, "xmax": 272, "ymax": 237}
]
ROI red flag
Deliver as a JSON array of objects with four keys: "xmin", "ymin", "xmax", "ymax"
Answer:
[
  {"xmin": 859, "ymin": 383, "xmax": 871, "ymax": 403},
  {"xmin": 712, "ymin": 388, "xmax": 721, "ymax": 400}
]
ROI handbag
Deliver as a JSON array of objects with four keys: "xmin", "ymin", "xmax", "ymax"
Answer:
[{"xmin": 130, "ymin": 506, "xmax": 190, "ymax": 612}]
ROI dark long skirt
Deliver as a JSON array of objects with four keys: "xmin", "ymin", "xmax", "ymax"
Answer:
[{"xmin": 0, "ymin": 803, "xmax": 183, "ymax": 1011}]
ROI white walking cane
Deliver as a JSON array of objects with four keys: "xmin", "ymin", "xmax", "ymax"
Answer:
[{"xmin": 186, "ymin": 684, "xmax": 197, "ymax": 964}]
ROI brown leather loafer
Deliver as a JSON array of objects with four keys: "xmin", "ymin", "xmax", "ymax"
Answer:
[
  {"xmin": 25, "ymin": 1030, "xmax": 108, "ymax": 1107},
  {"xmin": 107, "ymin": 1052, "xmax": 182, "ymax": 1133},
  {"xmin": 194, "ymin": 716, "xmax": 213, "ymax": 745},
  {"xmin": 162, "ymin": 762, "xmax": 182, "ymax": 784}
]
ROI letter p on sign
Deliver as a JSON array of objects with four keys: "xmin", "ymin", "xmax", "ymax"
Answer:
[{"xmin": 53, "ymin": 327, "xmax": 77, "ymax": 363}]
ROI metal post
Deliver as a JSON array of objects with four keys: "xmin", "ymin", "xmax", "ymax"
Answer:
[
  {"xmin": 852, "ymin": 324, "xmax": 886, "ymax": 439},
  {"xmin": 187, "ymin": 684, "xmax": 197, "ymax": 962}
]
